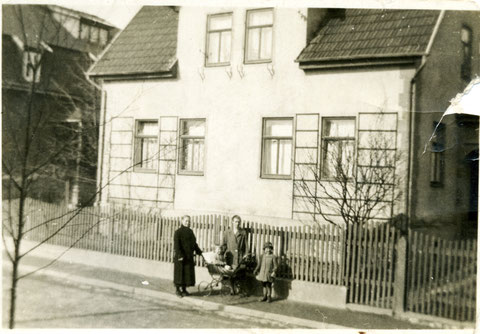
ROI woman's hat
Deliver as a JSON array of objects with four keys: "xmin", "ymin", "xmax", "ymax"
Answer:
[{"xmin": 264, "ymin": 242, "xmax": 273, "ymax": 250}]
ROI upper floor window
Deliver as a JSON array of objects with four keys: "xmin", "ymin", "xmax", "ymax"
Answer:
[
  {"xmin": 321, "ymin": 118, "xmax": 356, "ymax": 180},
  {"xmin": 179, "ymin": 119, "xmax": 206, "ymax": 175},
  {"xmin": 206, "ymin": 13, "xmax": 232, "ymax": 66},
  {"xmin": 461, "ymin": 25, "xmax": 472, "ymax": 81},
  {"xmin": 134, "ymin": 120, "xmax": 158, "ymax": 171},
  {"xmin": 261, "ymin": 118, "xmax": 293, "ymax": 178},
  {"xmin": 80, "ymin": 22, "xmax": 109, "ymax": 46},
  {"xmin": 245, "ymin": 8, "xmax": 273, "ymax": 63},
  {"xmin": 23, "ymin": 50, "xmax": 41, "ymax": 83}
]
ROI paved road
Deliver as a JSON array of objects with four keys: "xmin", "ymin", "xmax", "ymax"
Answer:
[{"xmin": 2, "ymin": 271, "xmax": 292, "ymax": 328}]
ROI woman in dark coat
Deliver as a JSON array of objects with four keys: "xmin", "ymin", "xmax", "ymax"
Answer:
[{"xmin": 173, "ymin": 215, "xmax": 202, "ymax": 297}]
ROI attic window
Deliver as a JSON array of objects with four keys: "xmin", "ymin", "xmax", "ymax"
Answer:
[
  {"xmin": 461, "ymin": 26, "xmax": 472, "ymax": 82},
  {"xmin": 22, "ymin": 50, "xmax": 41, "ymax": 83},
  {"xmin": 80, "ymin": 22, "xmax": 109, "ymax": 46}
]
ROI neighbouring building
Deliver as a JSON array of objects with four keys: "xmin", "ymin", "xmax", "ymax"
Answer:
[
  {"xmin": 89, "ymin": 6, "xmax": 479, "ymax": 236},
  {"xmin": 2, "ymin": 5, "xmax": 118, "ymax": 206}
]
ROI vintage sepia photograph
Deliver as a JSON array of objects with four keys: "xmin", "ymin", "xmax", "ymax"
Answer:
[{"xmin": 2, "ymin": 0, "xmax": 480, "ymax": 330}]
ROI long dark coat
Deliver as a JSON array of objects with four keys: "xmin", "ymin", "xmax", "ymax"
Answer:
[
  {"xmin": 223, "ymin": 228, "xmax": 249, "ymax": 268},
  {"xmin": 173, "ymin": 225, "xmax": 202, "ymax": 286}
]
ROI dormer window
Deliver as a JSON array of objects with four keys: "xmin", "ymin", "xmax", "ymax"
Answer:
[
  {"xmin": 245, "ymin": 8, "xmax": 273, "ymax": 63},
  {"xmin": 206, "ymin": 13, "xmax": 232, "ymax": 66},
  {"xmin": 80, "ymin": 21, "xmax": 109, "ymax": 46},
  {"xmin": 461, "ymin": 25, "xmax": 472, "ymax": 81},
  {"xmin": 22, "ymin": 50, "xmax": 41, "ymax": 83}
]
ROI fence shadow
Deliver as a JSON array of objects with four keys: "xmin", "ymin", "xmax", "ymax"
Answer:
[{"xmin": 273, "ymin": 254, "xmax": 293, "ymax": 300}]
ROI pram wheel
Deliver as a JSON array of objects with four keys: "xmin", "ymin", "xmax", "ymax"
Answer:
[
  {"xmin": 198, "ymin": 281, "xmax": 212, "ymax": 296},
  {"xmin": 220, "ymin": 280, "xmax": 232, "ymax": 296}
]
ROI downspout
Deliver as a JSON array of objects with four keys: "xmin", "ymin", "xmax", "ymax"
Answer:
[
  {"xmin": 96, "ymin": 87, "xmax": 107, "ymax": 204},
  {"xmin": 406, "ymin": 10, "xmax": 445, "ymax": 222}
]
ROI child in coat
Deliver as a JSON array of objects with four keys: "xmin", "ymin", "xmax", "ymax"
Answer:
[{"xmin": 254, "ymin": 241, "xmax": 277, "ymax": 303}]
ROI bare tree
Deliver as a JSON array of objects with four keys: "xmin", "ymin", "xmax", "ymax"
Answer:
[
  {"xmin": 1, "ymin": 5, "xmax": 113, "ymax": 328},
  {"xmin": 2, "ymin": 6, "xmax": 204, "ymax": 329},
  {"xmin": 294, "ymin": 124, "xmax": 403, "ymax": 227}
]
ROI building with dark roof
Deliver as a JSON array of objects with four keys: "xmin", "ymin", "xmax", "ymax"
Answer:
[
  {"xmin": 2, "ymin": 5, "xmax": 118, "ymax": 206},
  {"xmin": 90, "ymin": 7, "xmax": 479, "ymax": 238},
  {"xmin": 89, "ymin": 6, "xmax": 178, "ymax": 80}
]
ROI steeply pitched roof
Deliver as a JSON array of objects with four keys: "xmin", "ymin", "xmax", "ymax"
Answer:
[
  {"xmin": 2, "ymin": 5, "xmax": 116, "ymax": 55},
  {"xmin": 88, "ymin": 6, "xmax": 178, "ymax": 79},
  {"xmin": 297, "ymin": 9, "xmax": 441, "ymax": 66},
  {"xmin": 48, "ymin": 5, "xmax": 114, "ymax": 28}
]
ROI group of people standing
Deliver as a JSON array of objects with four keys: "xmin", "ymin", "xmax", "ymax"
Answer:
[{"xmin": 172, "ymin": 215, "xmax": 277, "ymax": 303}]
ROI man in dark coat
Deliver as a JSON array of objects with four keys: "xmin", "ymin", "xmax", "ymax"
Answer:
[
  {"xmin": 222, "ymin": 215, "xmax": 250, "ymax": 295},
  {"xmin": 173, "ymin": 215, "xmax": 202, "ymax": 297},
  {"xmin": 223, "ymin": 215, "xmax": 249, "ymax": 268}
]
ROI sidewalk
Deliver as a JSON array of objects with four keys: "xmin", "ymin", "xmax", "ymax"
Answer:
[{"xmin": 7, "ymin": 255, "xmax": 430, "ymax": 330}]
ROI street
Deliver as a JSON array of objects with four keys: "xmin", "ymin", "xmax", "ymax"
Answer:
[{"xmin": 2, "ymin": 271, "xmax": 291, "ymax": 328}]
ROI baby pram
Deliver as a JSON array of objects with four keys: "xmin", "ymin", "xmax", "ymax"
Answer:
[{"xmin": 198, "ymin": 252, "xmax": 255, "ymax": 296}]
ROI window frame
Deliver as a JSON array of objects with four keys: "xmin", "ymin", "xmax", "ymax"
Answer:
[
  {"xmin": 133, "ymin": 119, "xmax": 159, "ymax": 173},
  {"xmin": 461, "ymin": 25, "xmax": 473, "ymax": 82},
  {"xmin": 178, "ymin": 118, "xmax": 206, "ymax": 176},
  {"xmin": 430, "ymin": 122, "xmax": 445, "ymax": 187},
  {"xmin": 22, "ymin": 49, "xmax": 41, "ymax": 83},
  {"xmin": 260, "ymin": 117, "xmax": 294, "ymax": 180},
  {"xmin": 79, "ymin": 21, "xmax": 109, "ymax": 46},
  {"xmin": 205, "ymin": 12, "xmax": 233, "ymax": 67},
  {"xmin": 320, "ymin": 117, "xmax": 356, "ymax": 181},
  {"xmin": 244, "ymin": 8, "xmax": 274, "ymax": 64}
]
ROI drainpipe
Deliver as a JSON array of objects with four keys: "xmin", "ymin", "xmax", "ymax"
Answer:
[
  {"xmin": 96, "ymin": 83, "xmax": 107, "ymax": 204},
  {"xmin": 406, "ymin": 62, "xmax": 425, "ymax": 222}
]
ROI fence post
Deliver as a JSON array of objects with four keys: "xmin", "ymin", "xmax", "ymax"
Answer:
[
  {"xmin": 393, "ymin": 233, "xmax": 407, "ymax": 315},
  {"xmin": 109, "ymin": 205, "xmax": 115, "ymax": 254}
]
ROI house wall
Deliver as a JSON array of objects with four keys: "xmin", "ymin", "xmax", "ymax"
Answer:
[
  {"xmin": 412, "ymin": 10, "xmax": 480, "ymax": 232},
  {"xmin": 2, "ymin": 22, "xmax": 110, "ymax": 206},
  {"xmin": 100, "ymin": 7, "xmax": 416, "ymax": 223}
]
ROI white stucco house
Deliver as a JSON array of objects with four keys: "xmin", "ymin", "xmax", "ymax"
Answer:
[{"xmin": 89, "ymin": 6, "xmax": 479, "ymax": 233}]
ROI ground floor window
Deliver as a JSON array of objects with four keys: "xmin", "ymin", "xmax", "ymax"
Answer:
[
  {"xmin": 430, "ymin": 122, "xmax": 445, "ymax": 187},
  {"xmin": 261, "ymin": 118, "xmax": 293, "ymax": 178},
  {"xmin": 179, "ymin": 119, "xmax": 206, "ymax": 175},
  {"xmin": 134, "ymin": 120, "xmax": 158, "ymax": 171},
  {"xmin": 321, "ymin": 118, "xmax": 356, "ymax": 180}
]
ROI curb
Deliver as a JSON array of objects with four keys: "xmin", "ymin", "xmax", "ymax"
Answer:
[{"xmin": 11, "ymin": 264, "xmax": 349, "ymax": 329}]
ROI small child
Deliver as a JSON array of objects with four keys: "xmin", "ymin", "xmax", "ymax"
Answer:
[
  {"xmin": 254, "ymin": 241, "xmax": 277, "ymax": 303},
  {"xmin": 213, "ymin": 245, "xmax": 232, "ymax": 271}
]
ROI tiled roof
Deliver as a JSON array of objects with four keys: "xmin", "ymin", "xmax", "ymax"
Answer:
[
  {"xmin": 2, "ymin": 5, "xmax": 114, "ymax": 55},
  {"xmin": 89, "ymin": 6, "xmax": 178, "ymax": 78},
  {"xmin": 297, "ymin": 9, "xmax": 440, "ymax": 63}
]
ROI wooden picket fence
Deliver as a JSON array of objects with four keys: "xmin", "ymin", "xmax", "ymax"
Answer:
[
  {"xmin": 9, "ymin": 198, "xmax": 345, "ymax": 285},
  {"xmin": 407, "ymin": 230, "xmax": 477, "ymax": 322},
  {"xmin": 5, "ymin": 198, "xmax": 476, "ymax": 322},
  {"xmin": 344, "ymin": 221, "xmax": 398, "ymax": 309}
]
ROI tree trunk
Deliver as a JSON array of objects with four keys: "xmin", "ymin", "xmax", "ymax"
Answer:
[{"xmin": 9, "ymin": 260, "xmax": 18, "ymax": 329}]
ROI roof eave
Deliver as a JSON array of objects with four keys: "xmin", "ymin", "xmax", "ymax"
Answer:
[
  {"xmin": 88, "ymin": 59, "xmax": 178, "ymax": 81},
  {"xmin": 88, "ymin": 70, "xmax": 177, "ymax": 82},
  {"xmin": 297, "ymin": 54, "xmax": 423, "ymax": 70}
]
